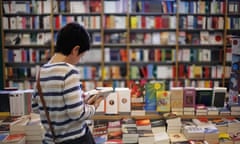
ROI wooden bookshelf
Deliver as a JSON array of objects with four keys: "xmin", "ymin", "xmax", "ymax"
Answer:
[{"xmin": 1, "ymin": 0, "xmax": 235, "ymax": 90}]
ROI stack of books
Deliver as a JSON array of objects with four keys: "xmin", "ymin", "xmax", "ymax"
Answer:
[
  {"xmin": 136, "ymin": 119, "xmax": 154, "ymax": 144},
  {"xmin": 207, "ymin": 106, "xmax": 219, "ymax": 115},
  {"xmin": 183, "ymin": 126, "xmax": 205, "ymax": 140},
  {"xmin": 166, "ymin": 116, "xmax": 182, "ymax": 134},
  {"xmin": 107, "ymin": 120, "xmax": 122, "ymax": 142},
  {"xmin": 150, "ymin": 119, "xmax": 166, "ymax": 134},
  {"xmin": 229, "ymin": 104, "xmax": 240, "ymax": 116},
  {"xmin": 195, "ymin": 104, "xmax": 208, "ymax": 115},
  {"xmin": 153, "ymin": 132, "xmax": 169, "ymax": 144},
  {"xmin": 121, "ymin": 118, "xmax": 138, "ymax": 144},
  {"xmin": 25, "ymin": 113, "xmax": 44, "ymax": 144},
  {"xmin": 204, "ymin": 125, "xmax": 219, "ymax": 144}
]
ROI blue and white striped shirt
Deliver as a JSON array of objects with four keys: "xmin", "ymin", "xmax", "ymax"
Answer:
[{"xmin": 32, "ymin": 62, "xmax": 95, "ymax": 143}]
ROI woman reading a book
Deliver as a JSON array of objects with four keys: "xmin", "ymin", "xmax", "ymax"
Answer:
[{"xmin": 32, "ymin": 22, "xmax": 103, "ymax": 144}]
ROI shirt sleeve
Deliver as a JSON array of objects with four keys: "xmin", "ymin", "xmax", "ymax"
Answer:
[
  {"xmin": 63, "ymin": 69, "xmax": 96, "ymax": 120},
  {"xmin": 31, "ymin": 89, "xmax": 40, "ymax": 114}
]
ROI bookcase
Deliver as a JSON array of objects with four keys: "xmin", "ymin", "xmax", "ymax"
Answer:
[{"xmin": 0, "ymin": 0, "xmax": 237, "ymax": 91}]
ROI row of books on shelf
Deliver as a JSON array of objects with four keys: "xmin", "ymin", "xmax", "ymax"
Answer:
[
  {"xmin": 179, "ymin": 1, "xmax": 225, "ymax": 14},
  {"xmin": 4, "ymin": 64, "xmax": 230, "ymax": 84},
  {"xmin": 3, "ymin": 46, "xmax": 232, "ymax": 64},
  {"xmin": 3, "ymin": 15, "xmax": 240, "ymax": 32},
  {"xmin": 3, "ymin": 15, "xmax": 52, "ymax": 30},
  {"xmin": 179, "ymin": 16, "xmax": 224, "ymax": 30},
  {"xmin": 3, "ymin": 0, "xmax": 240, "ymax": 15},
  {"xmin": 91, "ymin": 115, "xmax": 240, "ymax": 144},
  {"xmin": 5, "ymin": 49, "xmax": 50, "ymax": 63},
  {"xmin": 0, "ymin": 113, "xmax": 44, "ymax": 144},
  {"xmin": 56, "ymin": 15, "xmax": 101, "ymax": 30},
  {"xmin": 131, "ymin": 15, "xmax": 226, "ymax": 30},
  {"xmin": 130, "ymin": 15, "xmax": 176, "ymax": 29},
  {"xmin": 3, "ymin": 31, "xmax": 225, "ymax": 47},
  {"xmin": 4, "ymin": 33, "xmax": 52, "ymax": 46},
  {"xmin": 228, "ymin": 1, "xmax": 240, "ymax": 14},
  {"xmin": 129, "ymin": 64, "xmax": 231, "ymax": 80},
  {"xmin": 2, "ymin": 0, "xmax": 175, "ymax": 14},
  {"xmin": 228, "ymin": 17, "xmax": 240, "ymax": 30},
  {"xmin": 5, "ymin": 78, "xmax": 226, "ymax": 92},
  {"xmin": 2, "ymin": 0, "xmax": 102, "ymax": 14},
  {"xmin": 2, "ymin": 15, "xmax": 101, "ymax": 30},
  {"xmin": 82, "ymin": 48, "xmax": 231, "ymax": 64},
  {"xmin": 129, "ymin": 31, "xmax": 224, "ymax": 45}
]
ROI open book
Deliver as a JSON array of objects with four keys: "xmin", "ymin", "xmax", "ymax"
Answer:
[{"xmin": 83, "ymin": 87, "xmax": 114, "ymax": 102}]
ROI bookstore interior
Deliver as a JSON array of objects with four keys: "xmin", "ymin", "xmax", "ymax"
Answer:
[{"xmin": 0, "ymin": 0, "xmax": 240, "ymax": 144}]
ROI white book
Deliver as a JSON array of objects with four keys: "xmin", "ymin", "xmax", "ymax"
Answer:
[
  {"xmin": 43, "ymin": 16, "xmax": 51, "ymax": 29},
  {"xmin": 70, "ymin": 1, "xmax": 86, "ymax": 13},
  {"xmin": 104, "ymin": 1, "xmax": 117, "ymax": 13},
  {"xmin": 10, "ymin": 17, "xmax": 17, "ymax": 29},
  {"xmin": 105, "ymin": 92, "xmax": 119, "ymax": 114},
  {"xmin": 43, "ymin": 0, "xmax": 51, "ymax": 13},
  {"xmin": 116, "ymin": 88, "xmax": 131, "ymax": 113},
  {"xmin": 3, "ymin": 17, "xmax": 9, "ymax": 29},
  {"xmin": 152, "ymin": 32, "xmax": 160, "ymax": 45}
]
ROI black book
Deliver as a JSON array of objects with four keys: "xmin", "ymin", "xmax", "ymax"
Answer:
[{"xmin": 195, "ymin": 88, "xmax": 213, "ymax": 107}]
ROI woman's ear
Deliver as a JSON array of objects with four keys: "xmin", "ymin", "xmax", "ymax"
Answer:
[{"xmin": 72, "ymin": 45, "xmax": 80, "ymax": 55}]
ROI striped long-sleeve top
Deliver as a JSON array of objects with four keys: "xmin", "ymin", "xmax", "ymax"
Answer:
[{"xmin": 32, "ymin": 62, "xmax": 96, "ymax": 144}]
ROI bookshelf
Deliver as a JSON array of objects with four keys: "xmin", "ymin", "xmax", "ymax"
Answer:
[{"xmin": 0, "ymin": 0, "xmax": 237, "ymax": 90}]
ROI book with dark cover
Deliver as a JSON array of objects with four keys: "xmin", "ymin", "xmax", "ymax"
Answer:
[
  {"xmin": 0, "ymin": 91, "xmax": 11, "ymax": 115},
  {"xmin": 213, "ymin": 87, "xmax": 227, "ymax": 107},
  {"xmin": 195, "ymin": 88, "xmax": 213, "ymax": 106}
]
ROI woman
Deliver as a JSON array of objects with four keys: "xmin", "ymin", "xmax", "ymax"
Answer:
[{"xmin": 32, "ymin": 22, "xmax": 103, "ymax": 144}]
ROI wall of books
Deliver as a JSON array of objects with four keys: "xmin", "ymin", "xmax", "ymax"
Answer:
[{"xmin": 0, "ymin": 0, "xmax": 238, "ymax": 90}]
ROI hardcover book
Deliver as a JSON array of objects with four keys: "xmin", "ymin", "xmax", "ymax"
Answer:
[
  {"xmin": 105, "ymin": 92, "xmax": 119, "ymax": 115},
  {"xmin": 195, "ymin": 88, "xmax": 213, "ymax": 106},
  {"xmin": 144, "ymin": 82, "xmax": 165, "ymax": 111},
  {"xmin": 183, "ymin": 87, "xmax": 196, "ymax": 107},
  {"xmin": 213, "ymin": 87, "xmax": 227, "ymax": 107},
  {"xmin": 156, "ymin": 91, "xmax": 170, "ymax": 112}
]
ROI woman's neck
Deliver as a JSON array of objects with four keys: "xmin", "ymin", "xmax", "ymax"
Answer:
[{"xmin": 48, "ymin": 53, "xmax": 67, "ymax": 64}]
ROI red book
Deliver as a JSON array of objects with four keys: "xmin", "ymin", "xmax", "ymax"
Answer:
[
  {"xmin": 55, "ymin": 15, "xmax": 60, "ymax": 30},
  {"xmin": 155, "ymin": 16, "xmax": 162, "ymax": 28},
  {"xmin": 141, "ymin": 16, "xmax": 146, "ymax": 28}
]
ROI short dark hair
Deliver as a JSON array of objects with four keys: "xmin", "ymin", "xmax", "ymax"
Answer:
[{"xmin": 55, "ymin": 22, "xmax": 91, "ymax": 55}]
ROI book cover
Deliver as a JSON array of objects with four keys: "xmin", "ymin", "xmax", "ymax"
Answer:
[
  {"xmin": 156, "ymin": 91, "xmax": 170, "ymax": 112},
  {"xmin": 116, "ymin": 88, "xmax": 131, "ymax": 113},
  {"xmin": 144, "ymin": 82, "xmax": 165, "ymax": 111},
  {"xmin": 195, "ymin": 88, "xmax": 213, "ymax": 106},
  {"xmin": 104, "ymin": 92, "xmax": 119, "ymax": 115},
  {"xmin": 213, "ymin": 87, "xmax": 227, "ymax": 107},
  {"xmin": 183, "ymin": 87, "xmax": 196, "ymax": 107}
]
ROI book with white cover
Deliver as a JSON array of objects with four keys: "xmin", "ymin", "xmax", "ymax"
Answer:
[
  {"xmin": 116, "ymin": 88, "xmax": 131, "ymax": 113},
  {"xmin": 105, "ymin": 92, "xmax": 119, "ymax": 115}
]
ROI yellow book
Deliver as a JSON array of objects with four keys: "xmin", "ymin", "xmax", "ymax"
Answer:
[
  {"xmin": 156, "ymin": 91, "xmax": 170, "ymax": 112},
  {"xmin": 130, "ymin": 16, "xmax": 137, "ymax": 29}
]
